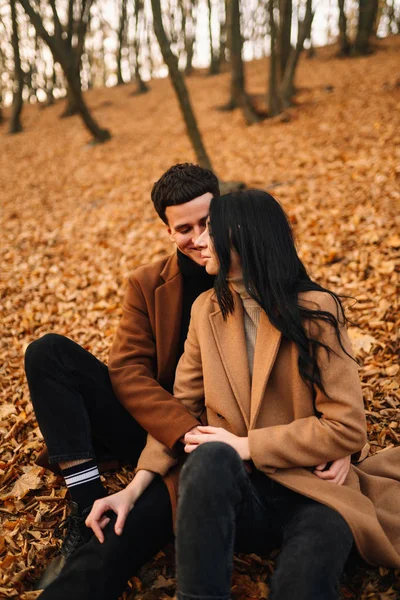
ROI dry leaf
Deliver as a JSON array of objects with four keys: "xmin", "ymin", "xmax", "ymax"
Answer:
[
  {"xmin": 348, "ymin": 328, "xmax": 379, "ymax": 355},
  {"xmin": 1, "ymin": 467, "xmax": 44, "ymax": 500}
]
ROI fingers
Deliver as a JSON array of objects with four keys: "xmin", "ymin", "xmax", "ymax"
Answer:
[
  {"xmin": 184, "ymin": 443, "xmax": 200, "ymax": 453},
  {"xmin": 99, "ymin": 516, "xmax": 110, "ymax": 529},
  {"xmin": 313, "ymin": 467, "xmax": 339, "ymax": 481},
  {"xmin": 86, "ymin": 499, "xmax": 113, "ymax": 544},
  {"xmin": 314, "ymin": 463, "xmax": 327, "ymax": 472},
  {"xmin": 115, "ymin": 507, "xmax": 129, "ymax": 536},
  {"xmin": 184, "ymin": 433, "xmax": 211, "ymax": 445},
  {"xmin": 197, "ymin": 426, "xmax": 219, "ymax": 433},
  {"xmin": 313, "ymin": 457, "xmax": 350, "ymax": 485}
]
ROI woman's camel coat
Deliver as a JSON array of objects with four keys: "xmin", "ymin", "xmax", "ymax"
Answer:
[{"xmin": 138, "ymin": 288, "xmax": 400, "ymax": 569}]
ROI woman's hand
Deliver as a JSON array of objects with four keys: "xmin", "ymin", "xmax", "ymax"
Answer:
[
  {"xmin": 313, "ymin": 455, "xmax": 351, "ymax": 485},
  {"xmin": 85, "ymin": 469, "xmax": 156, "ymax": 543},
  {"xmin": 184, "ymin": 426, "xmax": 250, "ymax": 460}
]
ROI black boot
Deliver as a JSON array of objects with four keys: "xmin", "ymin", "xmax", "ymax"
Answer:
[{"xmin": 34, "ymin": 502, "xmax": 92, "ymax": 590}]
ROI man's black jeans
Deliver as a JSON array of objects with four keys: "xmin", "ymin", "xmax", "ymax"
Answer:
[
  {"xmin": 25, "ymin": 333, "xmax": 148, "ymax": 464},
  {"xmin": 177, "ymin": 442, "xmax": 354, "ymax": 600},
  {"xmin": 25, "ymin": 333, "xmax": 174, "ymax": 599}
]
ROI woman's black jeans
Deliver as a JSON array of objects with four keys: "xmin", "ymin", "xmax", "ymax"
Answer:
[
  {"xmin": 24, "ymin": 333, "xmax": 148, "ymax": 464},
  {"xmin": 176, "ymin": 442, "xmax": 354, "ymax": 600}
]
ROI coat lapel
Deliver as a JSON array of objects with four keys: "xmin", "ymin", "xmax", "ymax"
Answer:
[
  {"xmin": 155, "ymin": 255, "xmax": 183, "ymax": 384},
  {"xmin": 209, "ymin": 294, "xmax": 251, "ymax": 428},
  {"xmin": 250, "ymin": 311, "xmax": 282, "ymax": 428}
]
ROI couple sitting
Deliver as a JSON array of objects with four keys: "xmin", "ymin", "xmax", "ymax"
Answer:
[{"xmin": 25, "ymin": 163, "xmax": 400, "ymax": 600}]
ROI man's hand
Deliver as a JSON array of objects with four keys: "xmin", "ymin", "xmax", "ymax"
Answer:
[
  {"xmin": 85, "ymin": 469, "xmax": 156, "ymax": 543},
  {"xmin": 184, "ymin": 426, "xmax": 250, "ymax": 460},
  {"xmin": 85, "ymin": 488, "xmax": 135, "ymax": 544},
  {"xmin": 313, "ymin": 455, "xmax": 351, "ymax": 485}
]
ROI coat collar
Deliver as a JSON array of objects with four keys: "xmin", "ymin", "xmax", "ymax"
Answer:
[
  {"xmin": 160, "ymin": 252, "xmax": 181, "ymax": 282},
  {"xmin": 155, "ymin": 254, "xmax": 183, "ymax": 382},
  {"xmin": 209, "ymin": 293, "xmax": 251, "ymax": 428},
  {"xmin": 209, "ymin": 289, "xmax": 282, "ymax": 429}
]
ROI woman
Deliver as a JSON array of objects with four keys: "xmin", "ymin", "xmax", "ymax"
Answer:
[{"xmin": 87, "ymin": 190, "xmax": 400, "ymax": 600}]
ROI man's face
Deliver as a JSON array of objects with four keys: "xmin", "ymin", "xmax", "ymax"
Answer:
[{"xmin": 165, "ymin": 193, "xmax": 212, "ymax": 266}]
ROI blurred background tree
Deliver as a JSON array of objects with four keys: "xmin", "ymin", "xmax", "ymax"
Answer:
[{"xmin": 1, "ymin": 0, "xmax": 399, "ymax": 144}]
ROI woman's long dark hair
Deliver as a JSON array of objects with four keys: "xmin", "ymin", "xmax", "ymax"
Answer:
[{"xmin": 209, "ymin": 189, "xmax": 353, "ymax": 396}]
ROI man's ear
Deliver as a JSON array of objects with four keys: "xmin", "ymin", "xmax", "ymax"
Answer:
[{"xmin": 167, "ymin": 227, "xmax": 175, "ymax": 243}]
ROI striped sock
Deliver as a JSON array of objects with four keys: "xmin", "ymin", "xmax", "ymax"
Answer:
[{"xmin": 61, "ymin": 459, "xmax": 107, "ymax": 511}]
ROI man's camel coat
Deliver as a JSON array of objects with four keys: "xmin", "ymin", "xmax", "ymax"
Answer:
[{"xmin": 138, "ymin": 287, "xmax": 400, "ymax": 569}]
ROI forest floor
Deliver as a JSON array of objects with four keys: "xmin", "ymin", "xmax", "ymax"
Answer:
[{"xmin": 1, "ymin": 36, "xmax": 399, "ymax": 599}]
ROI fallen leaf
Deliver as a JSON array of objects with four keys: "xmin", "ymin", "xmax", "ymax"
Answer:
[
  {"xmin": 348, "ymin": 329, "xmax": 379, "ymax": 355},
  {"xmin": 1, "ymin": 467, "xmax": 44, "ymax": 500}
]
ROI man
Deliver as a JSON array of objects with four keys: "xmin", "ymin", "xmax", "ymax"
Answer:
[
  {"xmin": 26, "ymin": 163, "xmax": 349, "ymax": 596},
  {"xmin": 25, "ymin": 163, "xmax": 218, "ymax": 589}
]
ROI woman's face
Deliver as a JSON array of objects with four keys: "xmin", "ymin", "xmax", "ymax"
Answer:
[{"xmin": 195, "ymin": 222, "xmax": 241, "ymax": 277}]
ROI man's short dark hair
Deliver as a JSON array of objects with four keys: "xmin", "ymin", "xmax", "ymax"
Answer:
[{"xmin": 151, "ymin": 163, "xmax": 220, "ymax": 224}]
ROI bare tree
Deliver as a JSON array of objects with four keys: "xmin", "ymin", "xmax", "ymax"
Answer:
[
  {"xmin": 208, "ymin": 0, "xmax": 219, "ymax": 74},
  {"xmin": 354, "ymin": 0, "xmax": 379, "ymax": 54},
  {"xmin": 18, "ymin": 0, "xmax": 110, "ymax": 142},
  {"xmin": 178, "ymin": 0, "xmax": 197, "ymax": 75},
  {"xmin": 9, "ymin": 0, "xmax": 24, "ymax": 133},
  {"xmin": 277, "ymin": 0, "xmax": 292, "ymax": 77},
  {"xmin": 116, "ymin": 0, "xmax": 128, "ymax": 85},
  {"xmin": 337, "ymin": 0, "xmax": 351, "ymax": 55},
  {"xmin": 268, "ymin": 0, "xmax": 313, "ymax": 115},
  {"xmin": 60, "ymin": 0, "xmax": 93, "ymax": 117},
  {"xmin": 130, "ymin": 0, "xmax": 149, "ymax": 94},
  {"xmin": 268, "ymin": 0, "xmax": 281, "ymax": 116},
  {"xmin": 150, "ymin": 0, "xmax": 213, "ymax": 169},
  {"xmin": 224, "ymin": 0, "xmax": 261, "ymax": 124}
]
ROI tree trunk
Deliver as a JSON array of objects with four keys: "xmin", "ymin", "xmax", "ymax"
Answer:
[
  {"xmin": 9, "ymin": 0, "xmax": 24, "ymax": 134},
  {"xmin": 179, "ymin": 0, "xmax": 196, "ymax": 76},
  {"xmin": 61, "ymin": 0, "xmax": 92, "ymax": 116},
  {"xmin": 268, "ymin": 0, "xmax": 281, "ymax": 117},
  {"xmin": 280, "ymin": 0, "xmax": 313, "ymax": 108},
  {"xmin": 65, "ymin": 64, "xmax": 111, "ymax": 142},
  {"xmin": 337, "ymin": 0, "xmax": 351, "ymax": 55},
  {"xmin": 208, "ymin": 0, "xmax": 219, "ymax": 74},
  {"xmin": 225, "ymin": 0, "xmax": 261, "ymax": 123},
  {"xmin": 218, "ymin": 0, "xmax": 227, "ymax": 68},
  {"xmin": 354, "ymin": 0, "xmax": 378, "ymax": 54},
  {"xmin": 61, "ymin": 84, "xmax": 79, "ymax": 117},
  {"xmin": 18, "ymin": 0, "xmax": 111, "ymax": 142},
  {"xmin": 150, "ymin": 0, "xmax": 213, "ymax": 170},
  {"xmin": 277, "ymin": 0, "xmax": 292, "ymax": 77},
  {"xmin": 131, "ymin": 0, "xmax": 149, "ymax": 94},
  {"xmin": 116, "ymin": 0, "xmax": 127, "ymax": 85}
]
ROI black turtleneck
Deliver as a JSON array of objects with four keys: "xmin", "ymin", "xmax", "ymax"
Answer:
[{"xmin": 177, "ymin": 250, "xmax": 215, "ymax": 361}]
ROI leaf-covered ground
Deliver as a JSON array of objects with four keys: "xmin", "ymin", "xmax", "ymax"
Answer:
[{"xmin": 0, "ymin": 37, "xmax": 399, "ymax": 599}]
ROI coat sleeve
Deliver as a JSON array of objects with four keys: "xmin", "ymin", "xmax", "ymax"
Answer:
[
  {"xmin": 136, "ymin": 309, "xmax": 206, "ymax": 476},
  {"xmin": 108, "ymin": 272, "xmax": 200, "ymax": 450},
  {"xmin": 249, "ymin": 293, "xmax": 368, "ymax": 471}
]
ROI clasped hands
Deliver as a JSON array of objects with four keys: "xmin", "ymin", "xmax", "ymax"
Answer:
[
  {"xmin": 85, "ymin": 425, "xmax": 350, "ymax": 543},
  {"xmin": 183, "ymin": 426, "xmax": 350, "ymax": 485}
]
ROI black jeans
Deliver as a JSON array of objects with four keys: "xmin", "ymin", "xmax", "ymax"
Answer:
[
  {"xmin": 25, "ymin": 334, "xmax": 174, "ymax": 600},
  {"xmin": 24, "ymin": 333, "xmax": 148, "ymax": 464},
  {"xmin": 177, "ymin": 442, "xmax": 354, "ymax": 600}
]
